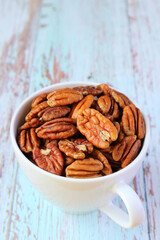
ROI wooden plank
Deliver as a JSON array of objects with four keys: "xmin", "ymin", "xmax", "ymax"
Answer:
[
  {"xmin": 127, "ymin": 0, "xmax": 160, "ymax": 239},
  {"xmin": 2, "ymin": 0, "xmax": 160, "ymax": 239},
  {"xmin": 0, "ymin": 0, "xmax": 41, "ymax": 239},
  {"xmin": 8, "ymin": 0, "xmax": 150, "ymax": 240}
]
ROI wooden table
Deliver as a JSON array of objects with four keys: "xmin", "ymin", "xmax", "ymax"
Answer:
[{"xmin": 0, "ymin": 0, "xmax": 159, "ymax": 239}]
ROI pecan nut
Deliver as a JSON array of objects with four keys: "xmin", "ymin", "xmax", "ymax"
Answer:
[
  {"xmin": 100, "ymin": 150, "xmax": 121, "ymax": 169},
  {"xmin": 36, "ymin": 118, "xmax": 77, "ymax": 139},
  {"xmin": 41, "ymin": 106, "xmax": 71, "ymax": 121},
  {"xmin": 70, "ymin": 95, "xmax": 94, "ymax": 119},
  {"xmin": 111, "ymin": 90, "xmax": 132, "ymax": 108},
  {"xmin": 97, "ymin": 83, "xmax": 111, "ymax": 95},
  {"xmin": 73, "ymin": 86, "xmax": 103, "ymax": 96},
  {"xmin": 137, "ymin": 109, "xmax": 145, "ymax": 139},
  {"xmin": 18, "ymin": 128, "xmax": 40, "ymax": 153},
  {"xmin": 97, "ymin": 95, "xmax": 120, "ymax": 120},
  {"xmin": 92, "ymin": 149, "xmax": 112, "ymax": 175},
  {"xmin": 122, "ymin": 104, "xmax": 136, "ymax": 136},
  {"xmin": 31, "ymin": 93, "xmax": 48, "ymax": 108},
  {"xmin": 121, "ymin": 139, "xmax": 141, "ymax": 168},
  {"xmin": 25, "ymin": 101, "xmax": 49, "ymax": 121},
  {"xmin": 118, "ymin": 122, "xmax": 126, "ymax": 142},
  {"xmin": 47, "ymin": 88, "xmax": 83, "ymax": 107},
  {"xmin": 122, "ymin": 104, "xmax": 145, "ymax": 139},
  {"xmin": 33, "ymin": 142, "xmax": 64, "ymax": 175},
  {"xmin": 111, "ymin": 135, "xmax": 141, "ymax": 168},
  {"xmin": 77, "ymin": 108, "xmax": 118, "ymax": 149},
  {"xmin": 18, "ymin": 118, "xmax": 42, "ymax": 131},
  {"xmin": 97, "ymin": 95, "xmax": 112, "ymax": 114},
  {"xmin": 58, "ymin": 138, "xmax": 93, "ymax": 159},
  {"xmin": 65, "ymin": 158, "xmax": 103, "ymax": 178},
  {"xmin": 112, "ymin": 135, "xmax": 137, "ymax": 161}
]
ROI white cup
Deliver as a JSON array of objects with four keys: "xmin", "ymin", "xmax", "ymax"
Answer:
[{"xmin": 10, "ymin": 82, "xmax": 150, "ymax": 228}]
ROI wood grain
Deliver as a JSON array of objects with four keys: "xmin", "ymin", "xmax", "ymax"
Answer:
[{"xmin": 0, "ymin": 0, "xmax": 159, "ymax": 239}]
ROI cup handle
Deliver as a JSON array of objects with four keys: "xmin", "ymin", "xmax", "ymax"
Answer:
[{"xmin": 99, "ymin": 182, "xmax": 145, "ymax": 228}]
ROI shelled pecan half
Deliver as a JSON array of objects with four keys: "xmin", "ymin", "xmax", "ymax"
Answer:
[
  {"xmin": 112, "ymin": 135, "xmax": 137, "ymax": 161},
  {"xmin": 33, "ymin": 142, "xmax": 64, "ymax": 175},
  {"xmin": 92, "ymin": 149, "xmax": 112, "ymax": 175},
  {"xmin": 36, "ymin": 118, "xmax": 77, "ymax": 139},
  {"xmin": 18, "ymin": 118, "xmax": 42, "ymax": 131},
  {"xmin": 97, "ymin": 83, "xmax": 111, "ymax": 95},
  {"xmin": 121, "ymin": 139, "xmax": 141, "ymax": 168},
  {"xmin": 47, "ymin": 88, "xmax": 83, "ymax": 107},
  {"xmin": 65, "ymin": 158, "xmax": 103, "ymax": 178},
  {"xmin": 122, "ymin": 104, "xmax": 145, "ymax": 139},
  {"xmin": 31, "ymin": 93, "xmax": 48, "ymax": 108},
  {"xmin": 77, "ymin": 108, "xmax": 118, "ymax": 148},
  {"xmin": 59, "ymin": 138, "xmax": 93, "ymax": 159},
  {"xmin": 111, "ymin": 90, "xmax": 132, "ymax": 108},
  {"xmin": 18, "ymin": 128, "xmax": 40, "ymax": 153},
  {"xmin": 70, "ymin": 95, "xmax": 94, "ymax": 119},
  {"xmin": 97, "ymin": 95, "xmax": 120, "ymax": 120},
  {"xmin": 73, "ymin": 86, "xmax": 103, "ymax": 96},
  {"xmin": 40, "ymin": 106, "xmax": 71, "ymax": 121},
  {"xmin": 25, "ymin": 101, "xmax": 49, "ymax": 122}
]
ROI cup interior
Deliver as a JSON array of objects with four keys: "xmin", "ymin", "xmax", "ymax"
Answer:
[{"xmin": 10, "ymin": 82, "xmax": 150, "ymax": 183}]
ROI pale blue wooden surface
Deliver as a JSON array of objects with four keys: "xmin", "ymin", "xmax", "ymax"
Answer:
[{"xmin": 0, "ymin": 0, "xmax": 159, "ymax": 239}]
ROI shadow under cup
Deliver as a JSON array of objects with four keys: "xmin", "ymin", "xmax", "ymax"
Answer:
[{"xmin": 10, "ymin": 82, "xmax": 150, "ymax": 228}]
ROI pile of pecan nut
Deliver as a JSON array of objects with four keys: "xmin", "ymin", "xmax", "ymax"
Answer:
[{"xmin": 17, "ymin": 84, "xmax": 146, "ymax": 178}]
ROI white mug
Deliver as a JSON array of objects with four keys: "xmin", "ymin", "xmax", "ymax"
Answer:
[{"xmin": 10, "ymin": 82, "xmax": 150, "ymax": 228}]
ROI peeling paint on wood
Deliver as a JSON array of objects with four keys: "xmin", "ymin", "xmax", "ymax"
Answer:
[{"xmin": 0, "ymin": 0, "xmax": 160, "ymax": 239}]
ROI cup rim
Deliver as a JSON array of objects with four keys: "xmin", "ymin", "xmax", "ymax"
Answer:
[{"xmin": 10, "ymin": 81, "xmax": 150, "ymax": 183}]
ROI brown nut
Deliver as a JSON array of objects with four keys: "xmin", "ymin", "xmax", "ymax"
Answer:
[
  {"xmin": 122, "ymin": 104, "xmax": 145, "ymax": 139},
  {"xmin": 18, "ymin": 118, "xmax": 42, "ymax": 131},
  {"xmin": 112, "ymin": 135, "xmax": 137, "ymax": 161},
  {"xmin": 97, "ymin": 95, "xmax": 112, "ymax": 114},
  {"xmin": 101, "ymin": 150, "xmax": 122, "ymax": 172},
  {"xmin": 33, "ymin": 142, "xmax": 64, "ymax": 175},
  {"xmin": 18, "ymin": 128, "xmax": 40, "ymax": 153},
  {"xmin": 31, "ymin": 93, "xmax": 48, "ymax": 108},
  {"xmin": 97, "ymin": 95, "xmax": 120, "ymax": 120},
  {"xmin": 41, "ymin": 106, "xmax": 71, "ymax": 121},
  {"xmin": 73, "ymin": 86, "xmax": 103, "ymax": 96},
  {"xmin": 65, "ymin": 158, "xmax": 103, "ymax": 178},
  {"xmin": 111, "ymin": 90, "xmax": 132, "ymax": 108},
  {"xmin": 121, "ymin": 139, "xmax": 141, "ymax": 168},
  {"xmin": 97, "ymin": 83, "xmax": 111, "ymax": 95},
  {"xmin": 74, "ymin": 138, "xmax": 93, "ymax": 154},
  {"xmin": 70, "ymin": 95, "xmax": 94, "ymax": 119},
  {"xmin": 59, "ymin": 138, "xmax": 93, "ymax": 159},
  {"xmin": 77, "ymin": 108, "xmax": 118, "ymax": 149},
  {"xmin": 122, "ymin": 104, "xmax": 136, "ymax": 136},
  {"xmin": 36, "ymin": 118, "xmax": 78, "ymax": 139},
  {"xmin": 92, "ymin": 149, "xmax": 112, "ymax": 175},
  {"xmin": 118, "ymin": 122, "xmax": 126, "ymax": 142},
  {"xmin": 137, "ymin": 109, "xmax": 145, "ymax": 139},
  {"xmin": 37, "ymin": 107, "xmax": 50, "ymax": 118},
  {"xmin": 25, "ymin": 101, "xmax": 49, "ymax": 122},
  {"xmin": 47, "ymin": 88, "xmax": 83, "ymax": 107}
]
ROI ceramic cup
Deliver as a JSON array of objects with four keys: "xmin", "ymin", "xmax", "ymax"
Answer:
[{"xmin": 10, "ymin": 82, "xmax": 150, "ymax": 228}]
